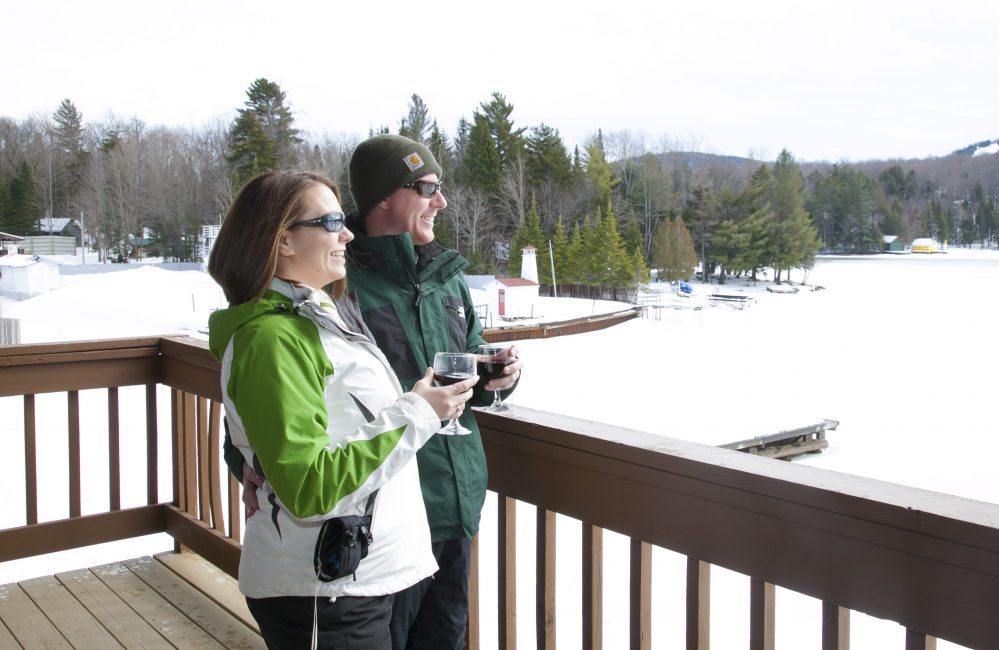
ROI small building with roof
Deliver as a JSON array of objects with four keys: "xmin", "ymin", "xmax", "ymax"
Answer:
[
  {"xmin": 0, "ymin": 254, "xmax": 62, "ymax": 299},
  {"xmin": 911, "ymin": 238, "xmax": 941, "ymax": 254},
  {"xmin": 882, "ymin": 235, "xmax": 905, "ymax": 253}
]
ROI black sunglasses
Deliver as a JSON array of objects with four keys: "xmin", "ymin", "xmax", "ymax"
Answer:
[
  {"xmin": 287, "ymin": 212, "xmax": 346, "ymax": 233},
  {"xmin": 402, "ymin": 180, "xmax": 442, "ymax": 198}
]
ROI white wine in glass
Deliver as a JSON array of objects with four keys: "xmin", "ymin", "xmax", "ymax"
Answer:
[{"xmin": 432, "ymin": 352, "xmax": 476, "ymax": 435}]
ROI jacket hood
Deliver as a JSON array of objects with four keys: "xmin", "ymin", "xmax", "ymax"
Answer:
[{"xmin": 208, "ymin": 290, "xmax": 293, "ymax": 360}]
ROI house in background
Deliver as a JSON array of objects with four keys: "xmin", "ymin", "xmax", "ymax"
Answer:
[
  {"xmin": 0, "ymin": 254, "xmax": 62, "ymax": 299},
  {"xmin": 465, "ymin": 245, "xmax": 542, "ymax": 323},
  {"xmin": 0, "ymin": 232, "xmax": 25, "ymax": 255},
  {"xmin": 36, "ymin": 217, "xmax": 82, "ymax": 244},
  {"xmin": 911, "ymin": 237, "xmax": 942, "ymax": 253},
  {"xmin": 882, "ymin": 235, "xmax": 906, "ymax": 253}
]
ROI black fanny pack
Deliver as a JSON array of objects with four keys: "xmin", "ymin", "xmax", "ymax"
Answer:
[{"xmin": 314, "ymin": 491, "xmax": 377, "ymax": 582}]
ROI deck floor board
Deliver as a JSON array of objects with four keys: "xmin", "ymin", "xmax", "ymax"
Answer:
[{"xmin": 0, "ymin": 553, "xmax": 262, "ymax": 649}]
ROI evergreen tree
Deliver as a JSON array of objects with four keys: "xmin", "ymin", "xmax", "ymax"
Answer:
[
  {"xmin": 477, "ymin": 92, "xmax": 525, "ymax": 171},
  {"xmin": 507, "ymin": 194, "xmax": 545, "ymax": 276},
  {"xmin": 226, "ymin": 78, "xmax": 299, "ymax": 186},
  {"xmin": 565, "ymin": 221, "xmax": 588, "ymax": 284},
  {"xmin": 595, "ymin": 201, "xmax": 634, "ymax": 288},
  {"xmin": 524, "ymin": 124, "xmax": 572, "ymax": 190},
  {"xmin": 584, "ymin": 130, "xmax": 615, "ymax": 211},
  {"xmin": 52, "ymin": 98, "xmax": 86, "ymax": 216},
  {"xmin": 687, "ymin": 187, "xmax": 721, "ymax": 281},
  {"xmin": 768, "ymin": 150, "xmax": 820, "ymax": 281},
  {"xmin": 711, "ymin": 219, "xmax": 750, "ymax": 284},
  {"xmin": 461, "ymin": 113, "xmax": 501, "ymax": 198},
  {"xmin": 427, "ymin": 121, "xmax": 452, "ymax": 179},
  {"xmin": 649, "ymin": 217, "xmax": 696, "ymax": 283},
  {"xmin": 226, "ymin": 112, "xmax": 278, "ymax": 189},
  {"xmin": 630, "ymin": 246, "xmax": 650, "ymax": 286},
  {"xmin": 7, "ymin": 161, "xmax": 39, "ymax": 235},
  {"xmin": 622, "ymin": 210, "xmax": 643, "ymax": 259},
  {"xmin": 546, "ymin": 217, "xmax": 570, "ymax": 289},
  {"xmin": 398, "ymin": 94, "xmax": 431, "ymax": 143}
]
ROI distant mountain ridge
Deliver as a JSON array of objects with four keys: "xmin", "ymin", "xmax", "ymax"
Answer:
[{"xmin": 952, "ymin": 139, "xmax": 999, "ymax": 156}]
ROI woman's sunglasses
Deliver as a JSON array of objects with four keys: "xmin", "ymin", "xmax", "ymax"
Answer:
[
  {"xmin": 287, "ymin": 212, "xmax": 346, "ymax": 233},
  {"xmin": 402, "ymin": 180, "xmax": 443, "ymax": 198}
]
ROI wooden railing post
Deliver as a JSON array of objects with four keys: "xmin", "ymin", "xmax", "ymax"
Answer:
[
  {"xmin": 905, "ymin": 630, "xmax": 937, "ymax": 650},
  {"xmin": 630, "ymin": 539, "xmax": 651, "ymax": 650},
  {"xmin": 23, "ymin": 394, "xmax": 37, "ymax": 525},
  {"xmin": 582, "ymin": 523, "xmax": 603, "ymax": 650},
  {"xmin": 822, "ymin": 602, "xmax": 849, "ymax": 650},
  {"xmin": 108, "ymin": 387, "xmax": 120, "ymax": 511},
  {"xmin": 499, "ymin": 495, "xmax": 517, "ymax": 650},
  {"xmin": 68, "ymin": 389, "xmax": 81, "ymax": 518},
  {"xmin": 537, "ymin": 508, "xmax": 556, "ymax": 650},
  {"xmin": 146, "ymin": 383, "xmax": 158, "ymax": 505},
  {"xmin": 750, "ymin": 579, "xmax": 775, "ymax": 650},
  {"xmin": 686, "ymin": 558, "xmax": 709, "ymax": 650}
]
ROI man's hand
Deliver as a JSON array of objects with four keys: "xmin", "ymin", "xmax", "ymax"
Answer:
[
  {"xmin": 242, "ymin": 462, "xmax": 264, "ymax": 519},
  {"xmin": 484, "ymin": 344, "xmax": 523, "ymax": 392}
]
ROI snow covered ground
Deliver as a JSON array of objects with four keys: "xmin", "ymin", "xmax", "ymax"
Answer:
[{"xmin": 2, "ymin": 248, "xmax": 997, "ymax": 649}]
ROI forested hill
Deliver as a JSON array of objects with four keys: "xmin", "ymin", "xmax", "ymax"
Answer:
[{"xmin": 1, "ymin": 83, "xmax": 997, "ymax": 285}]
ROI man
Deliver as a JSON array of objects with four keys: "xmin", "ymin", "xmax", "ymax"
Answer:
[{"xmin": 346, "ymin": 134, "xmax": 521, "ymax": 650}]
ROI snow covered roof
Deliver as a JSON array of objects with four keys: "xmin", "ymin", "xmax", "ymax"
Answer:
[
  {"xmin": 883, "ymin": 235, "xmax": 898, "ymax": 243},
  {"xmin": 36, "ymin": 217, "xmax": 76, "ymax": 233},
  {"xmin": 0, "ymin": 231, "xmax": 25, "ymax": 241},
  {"xmin": 497, "ymin": 277, "xmax": 538, "ymax": 287},
  {"xmin": 0, "ymin": 254, "xmax": 44, "ymax": 268}
]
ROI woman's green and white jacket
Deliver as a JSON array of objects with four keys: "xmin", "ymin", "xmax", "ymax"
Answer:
[{"xmin": 208, "ymin": 278, "xmax": 439, "ymax": 599}]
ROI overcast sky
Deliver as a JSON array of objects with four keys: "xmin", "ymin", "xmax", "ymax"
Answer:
[{"xmin": 4, "ymin": 0, "xmax": 997, "ymax": 163}]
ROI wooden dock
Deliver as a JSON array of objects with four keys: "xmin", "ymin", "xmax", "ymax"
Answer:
[
  {"xmin": 719, "ymin": 418, "xmax": 840, "ymax": 460},
  {"xmin": 0, "ymin": 552, "xmax": 262, "ymax": 649}
]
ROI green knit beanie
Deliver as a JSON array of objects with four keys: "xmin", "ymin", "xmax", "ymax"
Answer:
[{"xmin": 349, "ymin": 134, "xmax": 443, "ymax": 217}]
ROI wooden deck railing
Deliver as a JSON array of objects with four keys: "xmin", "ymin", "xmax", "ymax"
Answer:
[{"xmin": 2, "ymin": 336, "xmax": 998, "ymax": 649}]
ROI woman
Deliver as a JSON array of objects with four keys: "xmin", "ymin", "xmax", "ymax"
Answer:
[{"xmin": 207, "ymin": 171, "xmax": 476, "ymax": 649}]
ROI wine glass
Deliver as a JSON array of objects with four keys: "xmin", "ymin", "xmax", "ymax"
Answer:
[
  {"xmin": 432, "ymin": 352, "xmax": 477, "ymax": 435},
  {"xmin": 477, "ymin": 343, "xmax": 513, "ymax": 411}
]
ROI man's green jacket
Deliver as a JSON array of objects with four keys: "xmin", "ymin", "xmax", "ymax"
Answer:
[{"xmin": 347, "ymin": 223, "xmax": 509, "ymax": 541}]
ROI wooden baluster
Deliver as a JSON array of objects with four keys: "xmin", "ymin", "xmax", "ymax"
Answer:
[
  {"xmin": 467, "ymin": 534, "xmax": 480, "ymax": 650},
  {"xmin": 582, "ymin": 523, "xmax": 603, "ymax": 650},
  {"xmin": 207, "ymin": 400, "xmax": 224, "ymax": 531},
  {"xmin": 182, "ymin": 392, "xmax": 197, "ymax": 516},
  {"xmin": 108, "ymin": 387, "xmax": 120, "ymax": 511},
  {"xmin": 24, "ymin": 394, "xmax": 37, "ymax": 525},
  {"xmin": 750, "ymin": 578, "xmax": 775, "ymax": 650},
  {"xmin": 499, "ymin": 495, "xmax": 517, "ymax": 650},
  {"xmin": 537, "ymin": 508, "xmax": 556, "ymax": 650},
  {"xmin": 905, "ymin": 630, "xmax": 937, "ymax": 650},
  {"xmin": 146, "ymin": 384, "xmax": 158, "ymax": 505},
  {"xmin": 630, "ymin": 539, "xmax": 652, "ymax": 650},
  {"xmin": 68, "ymin": 390, "xmax": 81, "ymax": 518},
  {"xmin": 197, "ymin": 396, "xmax": 209, "ymax": 523},
  {"xmin": 686, "ymin": 558, "xmax": 709, "ymax": 650},
  {"xmin": 822, "ymin": 602, "xmax": 849, "ymax": 650}
]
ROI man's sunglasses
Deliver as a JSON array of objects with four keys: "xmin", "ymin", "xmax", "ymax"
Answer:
[
  {"xmin": 402, "ymin": 180, "xmax": 443, "ymax": 198},
  {"xmin": 287, "ymin": 212, "xmax": 346, "ymax": 233}
]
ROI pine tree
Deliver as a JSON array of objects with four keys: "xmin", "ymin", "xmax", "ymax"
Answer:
[
  {"xmin": 631, "ymin": 246, "xmax": 650, "ymax": 286},
  {"xmin": 622, "ymin": 210, "xmax": 643, "ymax": 260},
  {"xmin": 524, "ymin": 124, "xmax": 572, "ymax": 190},
  {"xmin": 52, "ymin": 98, "xmax": 86, "ymax": 217},
  {"xmin": 226, "ymin": 112, "xmax": 278, "ymax": 189},
  {"xmin": 399, "ymin": 94, "xmax": 431, "ymax": 143},
  {"xmin": 226, "ymin": 78, "xmax": 299, "ymax": 187},
  {"xmin": 7, "ymin": 161, "xmax": 40, "ymax": 235},
  {"xmin": 772, "ymin": 150, "xmax": 820, "ymax": 280},
  {"xmin": 584, "ymin": 130, "xmax": 615, "ymax": 211},
  {"xmin": 565, "ymin": 221, "xmax": 588, "ymax": 284},
  {"xmin": 650, "ymin": 217, "xmax": 697, "ymax": 283},
  {"xmin": 711, "ymin": 219, "xmax": 750, "ymax": 284},
  {"xmin": 546, "ymin": 217, "xmax": 570, "ymax": 289},
  {"xmin": 461, "ymin": 113, "xmax": 501, "ymax": 198},
  {"xmin": 477, "ymin": 92, "xmax": 525, "ymax": 171},
  {"xmin": 507, "ymin": 194, "xmax": 545, "ymax": 276}
]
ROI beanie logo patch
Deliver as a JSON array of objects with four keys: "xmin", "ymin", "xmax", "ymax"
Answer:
[{"xmin": 403, "ymin": 152, "xmax": 425, "ymax": 172}]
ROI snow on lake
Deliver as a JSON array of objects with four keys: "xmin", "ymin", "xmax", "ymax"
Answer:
[{"xmin": 2, "ymin": 248, "xmax": 997, "ymax": 649}]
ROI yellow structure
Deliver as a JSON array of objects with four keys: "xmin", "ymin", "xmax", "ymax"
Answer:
[{"xmin": 911, "ymin": 238, "xmax": 939, "ymax": 253}]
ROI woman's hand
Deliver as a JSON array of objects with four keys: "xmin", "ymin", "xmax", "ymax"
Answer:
[
  {"xmin": 411, "ymin": 367, "xmax": 477, "ymax": 422},
  {"xmin": 242, "ymin": 462, "xmax": 264, "ymax": 519}
]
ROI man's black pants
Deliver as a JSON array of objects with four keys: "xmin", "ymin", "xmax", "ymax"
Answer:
[
  {"xmin": 390, "ymin": 538, "xmax": 471, "ymax": 650},
  {"xmin": 247, "ymin": 592, "xmax": 393, "ymax": 649}
]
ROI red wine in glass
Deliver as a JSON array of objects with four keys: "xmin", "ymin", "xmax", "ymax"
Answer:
[
  {"xmin": 477, "ymin": 344, "xmax": 513, "ymax": 411},
  {"xmin": 432, "ymin": 352, "xmax": 476, "ymax": 435}
]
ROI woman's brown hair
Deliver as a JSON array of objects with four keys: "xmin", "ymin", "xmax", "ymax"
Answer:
[{"xmin": 208, "ymin": 171, "xmax": 345, "ymax": 305}]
